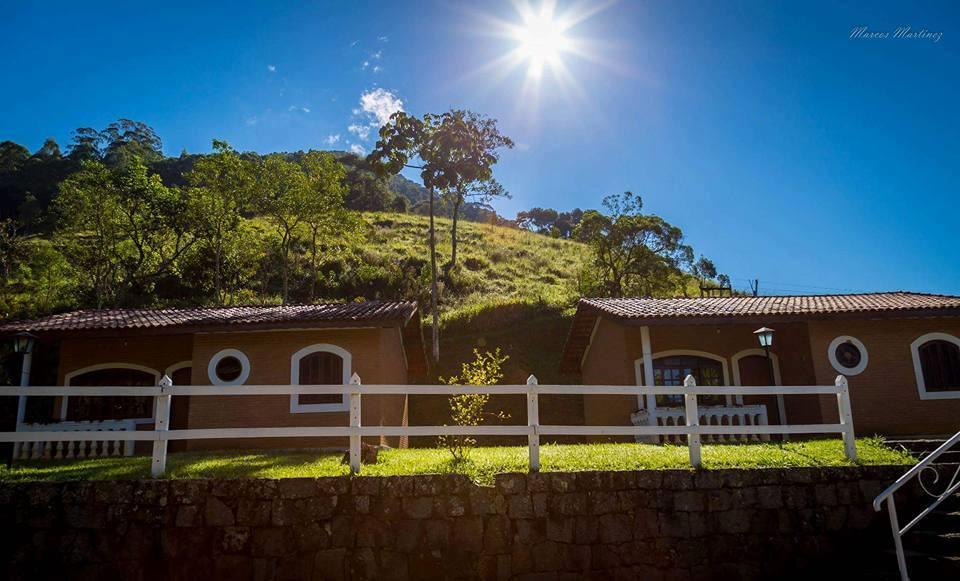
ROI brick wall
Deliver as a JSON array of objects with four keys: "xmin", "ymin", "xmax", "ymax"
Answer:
[{"xmin": 1, "ymin": 466, "xmax": 911, "ymax": 580}]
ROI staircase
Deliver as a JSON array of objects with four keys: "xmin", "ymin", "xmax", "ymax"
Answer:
[{"xmin": 873, "ymin": 434, "xmax": 960, "ymax": 580}]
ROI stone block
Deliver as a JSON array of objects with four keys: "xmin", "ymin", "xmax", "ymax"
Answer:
[
  {"xmin": 394, "ymin": 519, "xmax": 424, "ymax": 553},
  {"xmin": 598, "ymin": 513, "xmax": 633, "ymax": 543},
  {"xmin": 175, "ymin": 505, "xmax": 202, "ymax": 527},
  {"xmin": 548, "ymin": 473, "xmax": 577, "ymax": 493},
  {"xmin": 574, "ymin": 515, "xmax": 598, "ymax": 544},
  {"xmin": 313, "ymin": 548, "xmax": 346, "ymax": 581},
  {"xmin": 673, "ymin": 491, "xmax": 706, "ymax": 512},
  {"xmin": 252, "ymin": 527, "xmax": 289, "ymax": 557},
  {"xmin": 658, "ymin": 512, "xmax": 689, "ymax": 538},
  {"xmin": 451, "ymin": 515, "xmax": 485, "ymax": 553},
  {"xmin": 531, "ymin": 541, "xmax": 561, "ymax": 572},
  {"xmin": 508, "ymin": 494, "xmax": 534, "ymax": 519},
  {"xmin": 633, "ymin": 509, "xmax": 659, "ymax": 538},
  {"xmin": 219, "ymin": 526, "xmax": 251, "ymax": 554},
  {"xmin": 718, "ymin": 509, "xmax": 751, "ymax": 534},
  {"xmin": 169, "ymin": 480, "xmax": 209, "ymax": 505},
  {"xmin": 495, "ymin": 473, "xmax": 527, "ymax": 495},
  {"xmin": 317, "ymin": 477, "xmax": 350, "ymax": 496},
  {"xmin": 484, "ymin": 515, "xmax": 511, "ymax": 553},
  {"xmin": 236, "ymin": 500, "xmax": 273, "ymax": 527},
  {"xmin": 813, "ymin": 484, "xmax": 838, "ymax": 506},
  {"xmin": 546, "ymin": 517, "xmax": 574, "ymax": 543},
  {"xmin": 378, "ymin": 550, "xmax": 409, "ymax": 581},
  {"xmin": 424, "ymin": 519, "xmax": 451, "ymax": 549},
  {"xmin": 588, "ymin": 491, "xmax": 619, "ymax": 515},
  {"xmin": 205, "ymin": 496, "xmax": 235, "ymax": 526},
  {"xmin": 278, "ymin": 478, "xmax": 316, "ymax": 499},
  {"xmin": 402, "ymin": 497, "xmax": 434, "ymax": 519},
  {"xmin": 356, "ymin": 515, "xmax": 393, "ymax": 547},
  {"xmin": 756, "ymin": 486, "xmax": 783, "ymax": 509}
]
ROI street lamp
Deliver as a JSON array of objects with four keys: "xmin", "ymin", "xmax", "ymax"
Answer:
[
  {"xmin": 753, "ymin": 327, "xmax": 776, "ymax": 386},
  {"xmin": 10, "ymin": 332, "xmax": 38, "ymax": 465},
  {"xmin": 12, "ymin": 331, "xmax": 36, "ymax": 356}
]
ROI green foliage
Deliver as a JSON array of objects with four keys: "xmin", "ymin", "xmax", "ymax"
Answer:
[
  {"xmin": 0, "ymin": 438, "xmax": 914, "ymax": 486},
  {"xmin": 575, "ymin": 191, "xmax": 699, "ymax": 297},
  {"xmin": 439, "ymin": 348, "xmax": 510, "ymax": 462}
]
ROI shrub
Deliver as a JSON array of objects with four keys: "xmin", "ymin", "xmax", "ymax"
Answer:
[{"xmin": 439, "ymin": 348, "xmax": 510, "ymax": 463}]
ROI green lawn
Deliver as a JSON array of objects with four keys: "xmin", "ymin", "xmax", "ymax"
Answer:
[{"xmin": 0, "ymin": 438, "xmax": 913, "ymax": 486}]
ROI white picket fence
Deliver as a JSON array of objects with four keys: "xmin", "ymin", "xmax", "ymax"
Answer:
[{"xmin": 0, "ymin": 374, "xmax": 858, "ymax": 476}]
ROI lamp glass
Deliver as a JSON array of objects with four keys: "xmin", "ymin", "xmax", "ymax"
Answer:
[
  {"xmin": 13, "ymin": 332, "xmax": 36, "ymax": 355},
  {"xmin": 754, "ymin": 327, "xmax": 774, "ymax": 348}
]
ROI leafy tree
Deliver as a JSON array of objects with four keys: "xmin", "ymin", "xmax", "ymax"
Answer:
[
  {"xmin": 54, "ymin": 158, "xmax": 193, "ymax": 307},
  {"xmin": 574, "ymin": 192, "xmax": 694, "ymax": 297},
  {"xmin": 516, "ymin": 207, "xmax": 558, "ymax": 234},
  {"xmin": 67, "ymin": 127, "xmax": 103, "ymax": 162},
  {"xmin": 439, "ymin": 348, "xmax": 510, "ymax": 463},
  {"xmin": 300, "ymin": 151, "xmax": 353, "ymax": 301},
  {"xmin": 254, "ymin": 155, "xmax": 312, "ymax": 304},
  {"xmin": 369, "ymin": 109, "xmax": 513, "ymax": 363},
  {"xmin": 432, "ymin": 110, "xmax": 513, "ymax": 270},
  {"xmin": 185, "ymin": 140, "xmax": 255, "ymax": 304},
  {"xmin": 101, "ymin": 119, "xmax": 163, "ymax": 167},
  {"xmin": 32, "ymin": 138, "xmax": 62, "ymax": 161},
  {"xmin": 0, "ymin": 141, "xmax": 30, "ymax": 173}
]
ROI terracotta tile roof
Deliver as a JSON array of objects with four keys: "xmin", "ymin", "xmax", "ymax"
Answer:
[
  {"xmin": 579, "ymin": 292, "xmax": 960, "ymax": 321},
  {"xmin": 0, "ymin": 301, "xmax": 418, "ymax": 334},
  {"xmin": 559, "ymin": 292, "xmax": 960, "ymax": 374}
]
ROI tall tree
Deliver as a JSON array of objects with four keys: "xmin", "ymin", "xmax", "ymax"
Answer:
[
  {"xmin": 0, "ymin": 141, "xmax": 30, "ymax": 173},
  {"xmin": 575, "ymin": 192, "xmax": 694, "ymax": 297},
  {"xmin": 300, "ymin": 151, "xmax": 351, "ymax": 302},
  {"xmin": 254, "ymin": 155, "xmax": 311, "ymax": 304},
  {"xmin": 54, "ymin": 158, "xmax": 193, "ymax": 307},
  {"xmin": 101, "ymin": 119, "xmax": 163, "ymax": 167},
  {"xmin": 67, "ymin": 127, "xmax": 103, "ymax": 162},
  {"xmin": 185, "ymin": 140, "xmax": 255, "ymax": 304},
  {"xmin": 32, "ymin": 138, "xmax": 62, "ymax": 161},
  {"xmin": 432, "ymin": 110, "xmax": 513, "ymax": 270}
]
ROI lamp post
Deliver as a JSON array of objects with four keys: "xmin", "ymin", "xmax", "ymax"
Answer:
[
  {"xmin": 754, "ymin": 326, "xmax": 787, "ymax": 435},
  {"xmin": 753, "ymin": 327, "xmax": 776, "ymax": 386},
  {"xmin": 12, "ymin": 331, "xmax": 37, "ymax": 433}
]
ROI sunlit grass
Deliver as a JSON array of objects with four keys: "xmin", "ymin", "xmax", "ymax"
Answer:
[{"xmin": 0, "ymin": 438, "xmax": 913, "ymax": 486}]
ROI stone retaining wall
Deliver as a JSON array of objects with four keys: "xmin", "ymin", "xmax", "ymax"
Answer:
[{"xmin": 1, "ymin": 466, "xmax": 910, "ymax": 580}]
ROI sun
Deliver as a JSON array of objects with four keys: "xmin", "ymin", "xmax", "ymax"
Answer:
[{"xmin": 513, "ymin": 5, "xmax": 572, "ymax": 74}]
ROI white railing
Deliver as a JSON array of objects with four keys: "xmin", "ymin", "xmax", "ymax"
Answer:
[
  {"xmin": 14, "ymin": 419, "xmax": 137, "ymax": 460},
  {"xmin": 0, "ymin": 374, "xmax": 858, "ymax": 477},
  {"xmin": 873, "ymin": 429, "xmax": 960, "ymax": 581},
  {"xmin": 632, "ymin": 404, "xmax": 770, "ymax": 443}
]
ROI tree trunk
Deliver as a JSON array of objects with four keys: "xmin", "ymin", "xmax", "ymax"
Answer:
[
  {"xmin": 429, "ymin": 187, "xmax": 440, "ymax": 364},
  {"xmin": 281, "ymin": 233, "xmax": 290, "ymax": 305},
  {"xmin": 309, "ymin": 228, "xmax": 318, "ymax": 302},
  {"xmin": 214, "ymin": 244, "xmax": 223, "ymax": 305},
  {"xmin": 450, "ymin": 195, "xmax": 462, "ymax": 270}
]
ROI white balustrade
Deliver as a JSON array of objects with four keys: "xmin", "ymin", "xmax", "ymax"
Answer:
[
  {"xmin": 14, "ymin": 419, "xmax": 137, "ymax": 460},
  {"xmin": 635, "ymin": 404, "xmax": 770, "ymax": 444}
]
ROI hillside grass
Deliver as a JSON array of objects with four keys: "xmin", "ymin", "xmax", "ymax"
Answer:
[
  {"xmin": 359, "ymin": 212, "xmax": 590, "ymax": 326},
  {"xmin": 0, "ymin": 439, "xmax": 914, "ymax": 486}
]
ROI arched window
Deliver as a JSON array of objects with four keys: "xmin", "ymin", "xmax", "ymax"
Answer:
[
  {"xmin": 653, "ymin": 353, "xmax": 726, "ymax": 407},
  {"xmin": 912, "ymin": 333, "xmax": 960, "ymax": 399},
  {"xmin": 63, "ymin": 364, "xmax": 159, "ymax": 421},
  {"xmin": 290, "ymin": 344, "xmax": 351, "ymax": 413}
]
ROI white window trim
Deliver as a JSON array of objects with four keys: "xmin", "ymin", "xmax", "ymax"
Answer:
[
  {"xmin": 911, "ymin": 332, "xmax": 960, "ymax": 400},
  {"xmin": 828, "ymin": 336, "xmax": 869, "ymax": 376},
  {"xmin": 207, "ymin": 349, "xmax": 251, "ymax": 386},
  {"xmin": 289, "ymin": 343, "xmax": 351, "ymax": 413},
  {"xmin": 61, "ymin": 363, "xmax": 161, "ymax": 422},
  {"xmin": 646, "ymin": 349, "xmax": 733, "ymax": 406},
  {"xmin": 164, "ymin": 360, "xmax": 192, "ymax": 382}
]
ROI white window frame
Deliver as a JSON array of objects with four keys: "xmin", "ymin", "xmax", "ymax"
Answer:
[
  {"xmin": 828, "ymin": 335, "xmax": 869, "ymax": 376},
  {"xmin": 61, "ymin": 363, "xmax": 161, "ymax": 423},
  {"xmin": 911, "ymin": 332, "xmax": 960, "ymax": 400},
  {"xmin": 207, "ymin": 349, "xmax": 251, "ymax": 386},
  {"xmin": 289, "ymin": 343, "xmax": 351, "ymax": 413}
]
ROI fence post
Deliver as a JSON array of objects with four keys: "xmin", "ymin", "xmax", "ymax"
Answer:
[
  {"xmin": 835, "ymin": 375, "xmax": 858, "ymax": 462},
  {"xmin": 527, "ymin": 375, "xmax": 540, "ymax": 473},
  {"xmin": 151, "ymin": 375, "xmax": 172, "ymax": 477},
  {"xmin": 684, "ymin": 374, "xmax": 702, "ymax": 468},
  {"xmin": 349, "ymin": 373, "xmax": 362, "ymax": 474}
]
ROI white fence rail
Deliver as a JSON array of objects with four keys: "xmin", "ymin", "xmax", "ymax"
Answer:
[{"xmin": 0, "ymin": 374, "xmax": 858, "ymax": 476}]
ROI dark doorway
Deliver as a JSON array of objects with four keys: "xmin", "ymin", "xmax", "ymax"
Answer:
[
  {"xmin": 169, "ymin": 366, "xmax": 192, "ymax": 452},
  {"xmin": 737, "ymin": 355, "xmax": 782, "ymax": 425}
]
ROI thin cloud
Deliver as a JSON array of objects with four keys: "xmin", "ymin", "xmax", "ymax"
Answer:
[
  {"xmin": 267, "ymin": 64, "xmax": 276, "ymax": 72},
  {"xmin": 349, "ymin": 143, "xmax": 366, "ymax": 155},
  {"xmin": 348, "ymin": 123, "xmax": 371, "ymax": 140},
  {"xmin": 326, "ymin": 134, "xmax": 341, "ymax": 145}
]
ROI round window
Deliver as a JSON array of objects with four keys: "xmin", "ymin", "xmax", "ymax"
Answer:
[
  {"xmin": 828, "ymin": 336, "xmax": 868, "ymax": 376},
  {"xmin": 207, "ymin": 349, "xmax": 250, "ymax": 385},
  {"xmin": 215, "ymin": 357, "xmax": 243, "ymax": 382}
]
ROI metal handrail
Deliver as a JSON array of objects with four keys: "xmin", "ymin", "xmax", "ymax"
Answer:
[{"xmin": 873, "ymin": 429, "xmax": 960, "ymax": 581}]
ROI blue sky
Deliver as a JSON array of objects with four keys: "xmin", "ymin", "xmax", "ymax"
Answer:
[{"xmin": 2, "ymin": 1, "xmax": 957, "ymax": 295}]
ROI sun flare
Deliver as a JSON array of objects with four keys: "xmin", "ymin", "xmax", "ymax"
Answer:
[{"xmin": 513, "ymin": 6, "xmax": 572, "ymax": 74}]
